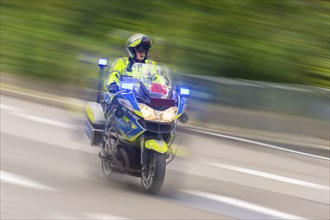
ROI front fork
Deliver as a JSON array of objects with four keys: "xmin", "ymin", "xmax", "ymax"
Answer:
[
  {"xmin": 140, "ymin": 133, "xmax": 182, "ymax": 166},
  {"xmin": 140, "ymin": 135, "xmax": 168, "ymax": 165},
  {"xmin": 140, "ymin": 136, "xmax": 146, "ymax": 167}
]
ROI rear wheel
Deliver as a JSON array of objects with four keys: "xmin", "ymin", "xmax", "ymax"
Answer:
[
  {"xmin": 101, "ymin": 162, "xmax": 124, "ymax": 182},
  {"xmin": 101, "ymin": 158, "xmax": 118, "ymax": 181},
  {"xmin": 101, "ymin": 129, "xmax": 123, "ymax": 182},
  {"xmin": 141, "ymin": 151, "xmax": 166, "ymax": 194}
]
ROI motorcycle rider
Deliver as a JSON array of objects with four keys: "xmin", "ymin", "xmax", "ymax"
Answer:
[
  {"xmin": 100, "ymin": 33, "xmax": 156, "ymax": 158},
  {"xmin": 101, "ymin": 33, "xmax": 168, "ymax": 116},
  {"xmin": 99, "ymin": 33, "xmax": 180, "ymax": 172},
  {"xmin": 104, "ymin": 33, "xmax": 156, "ymax": 93}
]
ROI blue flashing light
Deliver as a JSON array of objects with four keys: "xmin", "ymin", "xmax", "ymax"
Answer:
[
  {"xmin": 121, "ymin": 83, "xmax": 134, "ymax": 90},
  {"xmin": 180, "ymin": 88, "xmax": 190, "ymax": 96},
  {"xmin": 98, "ymin": 58, "xmax": 108, "ymax": 67}
]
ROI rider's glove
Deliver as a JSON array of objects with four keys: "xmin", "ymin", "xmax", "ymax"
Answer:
[{"xmin": 108, "ymin": 82, "xmax": 119, "ymax": 93}]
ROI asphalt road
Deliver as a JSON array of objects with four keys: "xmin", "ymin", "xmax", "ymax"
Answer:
[{"xmin": 1, "ymin": 95, "xmax": 329, "ymax": 219}]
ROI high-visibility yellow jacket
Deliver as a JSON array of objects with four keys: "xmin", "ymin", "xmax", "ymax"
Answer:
[{"xmin": 104, "ymin": 57, "xmax": 156, "ymax": 91}]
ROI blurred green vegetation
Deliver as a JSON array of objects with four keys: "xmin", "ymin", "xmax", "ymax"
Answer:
[{"xmin": 1, "ymin": 0, "xmax": 329, "ymax": 88}]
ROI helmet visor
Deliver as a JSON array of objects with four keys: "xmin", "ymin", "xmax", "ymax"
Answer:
[
  {"xmin": 135, "ymin": 46, "xmax": 147, "ymax": 53},
  {"xmin": 135, "ymin": 43, "xmax": 150, "ymax": 53}
]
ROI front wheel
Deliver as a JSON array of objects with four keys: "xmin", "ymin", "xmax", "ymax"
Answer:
[{"xmin": 141, "ymin": 151, "xmax": 166, "ymax": 194}]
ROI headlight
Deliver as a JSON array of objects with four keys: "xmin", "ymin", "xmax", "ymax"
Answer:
[
  {"xmin": 162, "ymin": 107, "xmax": 177, "ymax": 122},
  {"xmin": 138, "ymin": 104, "xmax": 177, "ymax": 122},
  {"xmin": 138, "ymin": 104, "xmax": 157, "ymax": 121}
]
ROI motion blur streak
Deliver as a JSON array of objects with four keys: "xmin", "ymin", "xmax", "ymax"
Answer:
[
  {"xmin": 0, "ymin": 170, "xmax": 60, "ymax": 192},
  {"xmin": 0, "ymin": 104, "xmax": 21, "ymax": 112},
  {"xmin": 83, "ymin": 213, "xmax": 129, "ymax": 219},
  {"xmin": 203, "ymin": 162, "xmax": 330, "ymax": 190},
  {"xmin": 185, "ymin": 127, "xmax": 330, "ymax": 161},
  {"xmin": 180, "ymin": 189, "xmax": 307, "ymax": 220},
  {"xmin": 12, "ymin": 112, "xmax": 74, "ymax": 129}
]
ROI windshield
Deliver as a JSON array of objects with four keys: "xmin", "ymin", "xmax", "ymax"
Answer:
[{"xmin": 120, "ymin": 63, "xmax": 174, "ymax": 100}]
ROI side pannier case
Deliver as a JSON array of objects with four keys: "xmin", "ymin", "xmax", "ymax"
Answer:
[{"xmin": 84, "ymin": 102, "xmax": 106, "ymax": 147}]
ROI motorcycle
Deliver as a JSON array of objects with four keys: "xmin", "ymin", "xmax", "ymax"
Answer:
[{"xmin": 84, "ymin": 59, "xmax": 189, "ymax": 194}]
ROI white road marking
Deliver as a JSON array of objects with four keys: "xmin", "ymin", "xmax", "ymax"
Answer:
[
  {"xmin": 0, "ymin": 104, "xmax": 22, "ymax": 112},
  {"xmin": 180, "ymin": 189, "xmax": 307, "ymax": 220},
  {"xmin": 203, "ymin": 162, "xmax": 329, "ymax": 191},
  {"xmin": 1, "ymin": 170, "xmax": 60, "ymax": 191},
  {"xmin": 43, "ymin": 214, "xmax": 76, "ymax": 219},
  {"xmin": 2, "ymin": 130, "xmax": 96, "ymax": 155},
  {"xmin": 44, "ymin": 213, "xmax": 128, "ymax": 220},
  {"xmin": 83, "ymin": 213, "xmax": 129, "ymax": 219},
  {"xmin": 184, "ymin": 127, "xmax": 330, "ymax": 161},
  {"xmin": 1, "ymin": 103, "xmax": 74, "ymax": 129},
  {"xmin": 13, "ymin": 112, "xmax": 74, "ymax": 129}
]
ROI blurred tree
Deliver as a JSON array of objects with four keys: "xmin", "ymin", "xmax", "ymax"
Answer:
[{"xmin": 1, "ymin": 0, "xmax": 329, "ymax": 88}]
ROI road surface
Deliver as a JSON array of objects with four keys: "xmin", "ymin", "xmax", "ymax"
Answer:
[{"xmin": 1, "ymin": 95, "xmax": 329, "ymax": 219}]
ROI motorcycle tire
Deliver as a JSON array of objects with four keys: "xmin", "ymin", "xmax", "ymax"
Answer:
[
  {"xmin": 141, "ymin": 151, "xmax": 166, "ymax": 194},
  {"xmin": 101, "ymin": 119, "xmax": 124, "ymax": 182},
  {"xmin": 101, "ymin": 158, "xmax": 124, "ymax": 182}
]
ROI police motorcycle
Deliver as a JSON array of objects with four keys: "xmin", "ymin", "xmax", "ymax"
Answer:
[{"xmin": 84, "ymin": 58, "xmax": 189, "ymax": 194}]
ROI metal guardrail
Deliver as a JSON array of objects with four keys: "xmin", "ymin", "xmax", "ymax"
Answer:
[
  {"xmin": 175, "ymin": 73, "xmax": 329, "ymax": 120},
  {"xmin": 174, "ymin": 73, "xmax": 329, "ymax": 141}
]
